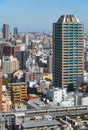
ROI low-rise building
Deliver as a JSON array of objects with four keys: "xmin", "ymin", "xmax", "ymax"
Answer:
[
  {"xmin": 27, "ymin": 99, "xmax": 45, "ymax": 109},
  {"xmin": 47, "ymin": 87, "xmax": 67, "ymax": 103},
  {"xmin": 21, "ymin": 120, "xmax": 61, "ymax": 130},
  {"xmin": 11, "ymin": 82, "xmax": 27, "ymax": 109}
]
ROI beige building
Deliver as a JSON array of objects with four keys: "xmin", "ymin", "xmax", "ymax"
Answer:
[
  {"xmin": 25, "ymin": 72, "xmax": 43, "ymax": 82},
  {"xmin": 11, "ymin": 82, "xmax": 27, "ymax": 109},
  {"xmin": 2, "ymin": 56, "xmax": 19, "ymax": 74}
]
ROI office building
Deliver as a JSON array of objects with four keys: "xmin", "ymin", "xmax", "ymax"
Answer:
[
  {"xmin": 14, "ymin": 27, "xmax": 18, "ymax": 36},
  {"xmin": 53, "ymin": 15, "xmax": 84, "ymax": 88},
  {"xmin": 15, "ymin": 51, "xmax": 29, "ymax": 70},
  {"xmin": 3, "ymin": 24, "xmax": 9, "ymax": 41}
]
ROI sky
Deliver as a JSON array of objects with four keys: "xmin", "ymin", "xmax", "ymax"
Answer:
[{"xmin": 0, "ymin": 0, "xmax": 88, "ymax": 32}]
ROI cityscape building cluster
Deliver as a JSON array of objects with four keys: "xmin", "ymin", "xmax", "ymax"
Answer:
[{"xmin": 0, "ymin": 15, "xmax": 88, "ymax": 129}]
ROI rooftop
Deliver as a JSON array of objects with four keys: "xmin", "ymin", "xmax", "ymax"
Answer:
[
  {"xmin": 11, "ymin": 82, "xmax": 27, "ymax": 85},
  {"xmin": 21, "ymin": 120, "xmax": 61, "ymax": 128},
  {"xmin": 57, "ymin": 15, "xmax": 79, "ymax": 23}
]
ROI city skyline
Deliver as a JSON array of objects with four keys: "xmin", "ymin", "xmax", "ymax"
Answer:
[{"xmin": 0, "ymin": 0, "xmax": 88, "ymax": 32}]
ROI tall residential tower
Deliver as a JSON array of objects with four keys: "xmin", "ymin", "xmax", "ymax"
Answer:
[{"xmin": 53, "ymin": 15, "xmax": 84, "ymax": 88}]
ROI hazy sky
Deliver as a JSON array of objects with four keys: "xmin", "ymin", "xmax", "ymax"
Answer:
[{"xmin": 0, "ymin": 0, "xmax": 88, "ymax": 32}]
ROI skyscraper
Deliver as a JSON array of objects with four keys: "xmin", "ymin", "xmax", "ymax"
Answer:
[
  {"xmin": 14, "ymin": 27, "xmax": 18, "ymax": 36},
  {"xmin": 3, "ymin": 24, "xmax": 9, "ymax": 41},
  {"xmin": 15, "ymin": 51, "xmax": 29, "ymax": 70},
  {"xmin": 53, "ymin": 15, "xmax": 84, "ymax": 88}
]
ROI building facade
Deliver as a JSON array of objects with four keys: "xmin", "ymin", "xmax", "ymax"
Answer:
[
  {"xmin": 0, "ymin": 76, "xmax": 2, "ymax": 111},
  {"xmin": 25, "ymin": 72, "xmax": 43, "ymax": 82},
  {"xmin": 3, "ymin": 45, "xmax": 20, "ymax": 56},
  {"xmin": 2, "ymin": 56, "xmax": 19, "ymax": 74},
  {"xmin": 47, "ymin": 55, "xmax": 52, "ymax": 73},
  {"xmin": 53, "ymin": 15, "xmax": 84, "ymax": 88},
  {"xmin": 15, "ymin": 51, "xmax": 29, "ymax": 70},
  {"xmin": 11, "ymin": 82, "xmax": 27, "ymax": 108},
  {"xmin": 3, "ymin": 24, "xmax": 9, "ymax": 41},
  {"xmin": 23, "ymin": 34, "xmax": 29, "ymax": 45}
]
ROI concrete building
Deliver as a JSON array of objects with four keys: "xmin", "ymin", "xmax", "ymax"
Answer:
[
  {"xmin": 25, "ymin": 72, "xmax": 43, "ymax": 82},
  {"xmin": 76, "ymin": 71, "xmax": 88, "ymax": 90},
  {"xmin": 2, "ymin": 93, "xmax": 11, "ymax": 112},
  {"xmin": 81, "ymin": 82, "xmax": 88, "ymax": 93},
  {"xmin": 47, "ymin": 55, "xmax": 52, "ymax": 73},
  {"xmin": 15, "ymin": 51, "xmax": 29, "ymax": 70},
  {"xmin": 23, "ymin": 34, "xmax": 29, "ymax": 45},
  {"xmin": 47, "ymin": 87, "xmax": 67, "ymax": 103},
  {"xmin": 60, "ymin": 92, "xmax": 88, "ymax": 107},
  {"xmin": 2, "ymin": 56, "xmax": 19, "ymax": 74},
  {"xmin": 53, "ymin": 15, "xmax": 84, "ymax": 88},
  {"xmin": 11, "ymin": 82, "xmax": 27, "ymax": 109},
  {"xmin": 13, "ymin": 45, "xmax": 21, "ymax": 56},
  {"xmin": 3, "ymin": 45, "xmax": 14, "ymax": 56},
  {"xmin": 0, "ymin": 76, "xmax": 2, "ymax": 112},
  {"xmin": 0, "ymin": 117, "xmax": 5, "ymax": 130},
  {"xmin": 2, "ymin": 60, "xmax": 12, "ymax": 74},
  {"xmin": 82, "ymin": 96, "xmax": 88, "ymax": 105},
  {"xmin": 60, "ymin": 98, "xmax": 74, "ymax": 107},
  {"xmin": 3, "ymin": 24, "xmax": 9, "ymax": 41},
  {"xmin": 0, "ymin": 32, "xmax": 3, "ymax": 40},
  {"xmin": 76, "ymin": 75, "xmax": 85, "ymax": 88},
  {"xmin": 3, "ymin": 45, "xmax": 20, "ymax": 56},
  {"xmin": 27, "ymin": 99, "xmax": 45, "ymax": 109},
  {"xmin": 84, "ymin": 51, "xmax": 88, "ymax": 73},
  {"xmin": 84, "ymin": 41, "xmax": 88, "ymax": 72},
  {"xmin": 10, "ymin": 56, "xmax": 19, "ymax": 72}
]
